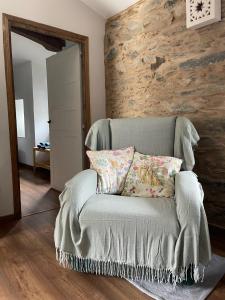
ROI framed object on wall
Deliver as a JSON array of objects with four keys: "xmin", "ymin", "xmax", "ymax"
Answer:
[{"xmin": 186, "ymin": 0, "xmax": 221, "ymax": 29}]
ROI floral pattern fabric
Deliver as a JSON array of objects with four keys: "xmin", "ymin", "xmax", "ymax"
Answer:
[
  {"xmin": 87, "ymin": 147, "xmax": 134, "ymax": 194},
  {"xmin": 122, "ymin": 152, "xmax": 182, "ymax": 198}
]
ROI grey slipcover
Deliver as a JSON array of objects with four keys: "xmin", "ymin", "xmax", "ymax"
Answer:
[
  {"xmin": 110, "ymin": 117, "xmax": 176, "ymax": 156},
  {"xmin": 54, "ymin": 117, "xmax": 211, "ymax": 285},
  {"xmin": 85, "ymin": 119, "xmax": 111, "ymax": 150},
  {"xmin": 79, "ymin": 194, "xmax": 179, "ymax": 266}
]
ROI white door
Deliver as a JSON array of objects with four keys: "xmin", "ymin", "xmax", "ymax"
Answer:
[{"xmin": 46, "ymin": 45, "xmax": 83, "ymax": 191}]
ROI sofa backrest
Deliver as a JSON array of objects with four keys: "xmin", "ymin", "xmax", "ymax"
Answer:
[{"xmin": 110, "ymin": 117, "xmax": 176, "ymax": 157}]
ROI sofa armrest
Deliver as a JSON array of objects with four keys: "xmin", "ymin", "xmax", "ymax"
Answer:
[
  {"xmin": 175, "ymin": 171, "xmax": 203, "ymax": 224},
  {"xmin": 55, "ymin": 169, "xmax": 97, "ymax": 252},
  {"xmin": 60, "ymin": 169, "xmax": 97, "ymax": 214},
  {"xmin": 174, "ymin": 171, "xmax": 211, "ymax": 269}
]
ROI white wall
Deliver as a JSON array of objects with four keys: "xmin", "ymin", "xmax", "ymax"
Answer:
[
  {"xmin": 32, "ymin": 60, "xmax": 50, "ymax": 145},
  {"xmin": 32, "ymin": 60, "xmax": 52, "ymax": 164},
  {"xmin": 14, "ymin": 61, "xmax": 35, "ymax": 166},
  {"xmin": 0, "ymin": 0, "xmax": 106, "ymax": 216}
]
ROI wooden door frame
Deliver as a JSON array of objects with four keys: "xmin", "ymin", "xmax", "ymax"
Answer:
[{"xmin": 2, "ymin": 14, "xmax": 91, "ymax": 220}]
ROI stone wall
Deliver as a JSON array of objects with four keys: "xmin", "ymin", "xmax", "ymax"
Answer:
[{"xmin": 105, "ymin": 0, "xmax": 225, "ymax": 227}]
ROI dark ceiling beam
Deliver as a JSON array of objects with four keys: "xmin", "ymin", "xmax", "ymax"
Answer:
[{"xmin": 11, "ymin": 26, "xmax": 66, "ymax": 52}]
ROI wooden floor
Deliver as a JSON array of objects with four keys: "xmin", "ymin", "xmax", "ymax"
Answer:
[
  {"xmin": 19, "ymin": 165, "xmax": 59, "ymax": 216},
  {"xmin": 0, "ymin": 175, "xmax": 225, "ymax": 299}
]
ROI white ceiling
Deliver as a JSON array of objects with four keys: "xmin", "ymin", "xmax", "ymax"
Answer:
[
  {"xmin": 80, "ymin": 0, "xmax": 139, "ymax": 19},
  {"xmin": 11, "ymin": 32, "xmax": 55, "ymax": 66}
]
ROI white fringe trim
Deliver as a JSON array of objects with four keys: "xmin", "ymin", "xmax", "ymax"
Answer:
[{"xmin": 56, "ymin": 248, "xmax": 205, "ymax": 285}]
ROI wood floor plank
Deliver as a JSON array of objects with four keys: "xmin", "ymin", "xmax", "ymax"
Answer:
[{"xmin": 19, "ymin": 165, "xmax": 59, "ymax": 216}]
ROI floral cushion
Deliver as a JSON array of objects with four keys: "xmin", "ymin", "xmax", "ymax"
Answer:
[
  {"xmin": 87, "ymin": 147, "xmax": 134, "ymax": 194},
  {"xmin": 122, "ymin": 152, "xmax": 182, "ymax": 198}
]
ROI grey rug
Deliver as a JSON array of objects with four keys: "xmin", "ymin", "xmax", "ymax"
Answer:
[{"xmin": 128, "ymin": 255, "xmax": 225, "ymax": 300}]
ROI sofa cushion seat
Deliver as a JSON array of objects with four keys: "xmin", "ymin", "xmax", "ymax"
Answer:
[{"xmin": 79, "ymin": 194, "xmax": 180, "ymax": 267}]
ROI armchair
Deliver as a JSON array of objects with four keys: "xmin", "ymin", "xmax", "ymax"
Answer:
[{"xmin": 54, "ymin": 117, "xmax": 211, "ymax": 285}]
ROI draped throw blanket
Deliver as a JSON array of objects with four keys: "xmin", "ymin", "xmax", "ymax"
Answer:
[
  {"xmin": 54, "ymin": 170, "xmax": 211, "ymax": 285},
  {"xmin": 85, "ymin": 119, "xmax": 111, "ymax": 151},
  {"xmin": 55, "ymin": 117, "xmax": 211, "ymax": 285},
  {"xmin": 174, "ymin": 117, "xmax": 200, "ymax": 170}
]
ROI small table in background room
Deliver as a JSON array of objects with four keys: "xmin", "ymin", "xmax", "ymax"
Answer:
[{"xmin": 33, "ymin": 147, "xmax": 51, "ymax": 172}]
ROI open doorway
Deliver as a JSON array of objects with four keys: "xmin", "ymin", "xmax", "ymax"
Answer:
[
  {"xmin": 12, "ymin": 33, "xmax": 56, "ymax": 216},
  {"xmin": 3, "ymin": 14, "xmax": 91, "ymax": 219}
]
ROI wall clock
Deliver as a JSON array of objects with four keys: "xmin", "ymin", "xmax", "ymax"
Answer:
[{"xmin": 186, "ymin": 0, "xmax": 221, "ymax": 29}]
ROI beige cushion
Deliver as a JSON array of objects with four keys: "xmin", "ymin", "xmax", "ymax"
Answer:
[
  {"xmin": 87, "ymin": 147, "xmax": 134, "ymax": 194},
  {"xmin": 122, "ymin": 152, "xmax": 182, "ymax": 198}
]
